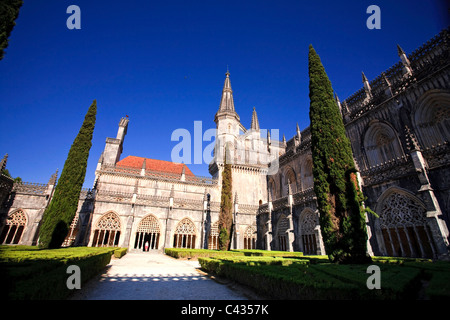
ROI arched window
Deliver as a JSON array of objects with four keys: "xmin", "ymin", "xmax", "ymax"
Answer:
[
  {"xmin": 62, "ymin": 214, "xmax": 79, "ymax": 247},
  {"xmin": 299, "ymin": 209, "xmax": 319, "ymax": 255},
  {"xmin": 173, "ymin": 218, "xmax": 197, "ymax": 249},
  {"xmin": 208, "ymin": 221, "xmax": 219, "ymax": 250},
  {"xmin": 364, "ymin": 122, "xmax": 404, "ymax": 167},
  {"xmin": 134, "ymin": 214, "xmax": 161, "ymax": 251},
  {"xmin": 268, "ymin": 177, "xmax": 276, "ymax": 200},
  {"xmin": 0, "ymin": 209, "xmax": 27, "ymax": 244},
  {"xmin": 276, "ymin": 215, "xmax": 289, "ymax": 251},
  {"xmin": 414, "ymin": 91, "xmax": 450, "ymax": 149},
  {"xmin": 377, "ymin": 189, "xmax": 436, "ymax": 258},
  {"xmin": 303, "ymin": 158, "xmax": 313, "ymax": 190},
  {"xmin": 285, "ymin": 167, "xmax": 297, "ymax": 194},
  {"xmin": 243, "ymin": 226, "xmax": 257, "ymax": 249},
  {"xmin": 91, "ymin": 212, "xmax": 121, "ymax": 247}
]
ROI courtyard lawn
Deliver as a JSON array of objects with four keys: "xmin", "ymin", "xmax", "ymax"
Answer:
[
  {"xmin": 0, "ymin": 245, "xmax": 123, "ymax": 300},
  {"xmin": 165, "ymin": 248, "xmax": 450, "ymax": 300}
]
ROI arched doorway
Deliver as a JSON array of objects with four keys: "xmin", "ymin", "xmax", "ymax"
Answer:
[
  {"xmin": 173, "ymin": 218, "xmax": 197, "ymax": 249},
  {"xmin": 91, "ymin": 212, "xmax": 121, "ymax": 247},
  {"xmin": 0, "ymin": 209, "xmax": 27, "ymax": 244},
  {"xmin": 134, "ymin": 214, "xmax": 161, "ymax": 251}
]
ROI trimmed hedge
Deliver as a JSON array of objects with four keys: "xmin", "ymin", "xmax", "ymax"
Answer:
[
  {"xmin": 198, "ymin": 257, "xmax": 361, "ymax": 299},
  {"xmin": 165, "ymin": 248, "xmax": 245, "ymax": 259},
  {"xmin": 198, "ymin": 257, "xmax": 426, "ymax": 299},
  {"xmin": 0, "ymin": 246, "xmax": 117, "ymax": 299},
  {"xmin": 164, "ymin": 248, "xmax": 304, "ymax": 260},
  {"xmin": 113, "ymin": 247, "xmax": 128, "ymax": 259},
  {"xmin": 197, "ymin": 254, "xmax": 450, "ymax": 300}
]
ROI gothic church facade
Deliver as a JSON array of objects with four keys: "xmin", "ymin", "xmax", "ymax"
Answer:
[{"xmin": 1, "ymin": 29, "xmax": 449, "ymax": 259}]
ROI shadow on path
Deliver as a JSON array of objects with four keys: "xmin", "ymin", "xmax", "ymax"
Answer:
[{"xmin": 69, "ymin": 252, "xmax": 251, "ymax": 300}]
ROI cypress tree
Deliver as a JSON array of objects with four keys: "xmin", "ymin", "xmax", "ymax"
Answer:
[
  {"xmin": 39, "ymin": 100, "xmax": 97, "ymax": 249},
  {"xmin": 0, "ymin": 0, "xmax": 23, "ymax": 60},
  {"xmin": 218, "ymin": 144, "xmax": 233, "ymax": 250},
  {"xmin": 308, "ymin": 45, "xmax": 371, "ymax": 263}
]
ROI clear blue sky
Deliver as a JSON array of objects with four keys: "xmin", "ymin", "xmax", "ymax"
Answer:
[{"xmin": 0, "ymin": 0, "xmax": 448, "ymax": 187}]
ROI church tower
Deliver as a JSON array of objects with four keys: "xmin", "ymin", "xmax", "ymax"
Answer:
[
  {"xmin": 101, "ymin": 116, "xmax": 129, "ymax": 166},
  {"xmin": 211, "ymin": 71, "xmax": 243, "ymax": 173}
]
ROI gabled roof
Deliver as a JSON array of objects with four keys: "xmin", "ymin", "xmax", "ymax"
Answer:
[{"xmin": 116, "ymin": 156, "xmax": 195, "ymax": 176}]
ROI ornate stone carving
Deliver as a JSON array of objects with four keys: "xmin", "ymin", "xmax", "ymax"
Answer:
[{"xmin": 379, "ymin": 192, "xmax": 426, "ymax": 228}]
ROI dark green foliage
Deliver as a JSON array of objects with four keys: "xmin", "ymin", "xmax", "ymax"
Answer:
[
  {"xmin": 38, "ymin": 101, "xmax": 97, "ymax": 249},
  {"xmin": 219, "ymin": 227, "xmax": 229, "ymax": 250},
  {"xmin": 0, "ymin": 0, "xmax": 23, "ymax": 60},
  {"xmin": 164, "ymin": 248, "xmax": 305, "ymax": 260},
  {"xmin": 0, "ymin": 246, "xmax": 116, "ymax": 299},
  {"xmin": 308, "ymin": 45, "xmax": 370, "ymax": 263},
  {"xmin": 218, "ymin": 146, "xmax": 233, "ymax": 250},
  {"xmin": 198, "ymin": 255, "xmax": 449, "ymax": 300}
]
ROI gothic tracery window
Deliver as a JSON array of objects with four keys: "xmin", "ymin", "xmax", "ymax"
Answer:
[
  {"xmin": 414, "ymin": 92, "xmax": 450, "ymax": 149},
  {"xmin": 0, "ymin": 209, "xmax": 27, "ymax": 244},
  {"xmin": 276, "ymin": 215, "xmax": 289, "ymax": 251},
  {"xmin": 378, "ymin": 191, "xmax": 436, "ymax": 258},
  {"xmin": 303, "ymin": 158, "xmax": 313, "ymax": 190},
  {"xmin": 299, "ymin": 209, "xmax": 318, "ymax": 255},
  {"xmin": 91, "ymin": 212, "xmax": 121, "ymax": 247},
  {"xmin": 173, "ymin": 218, "xmax": 197, "ymax": 249},
  {"xmin": 243, "ymin": 225, "xmax": 257, "ymax": 249},
  {"xmin": 285, "ymin": 167, "xmax": 297, "ymax": 194},
  {"xmin": 364, "ymin": 122, "xmax": 404, "ymax": 167}
]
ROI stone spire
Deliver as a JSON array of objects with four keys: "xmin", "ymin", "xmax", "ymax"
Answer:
[
  {"xmin": 217, "ymin": 70, "xmax": 236, "ymax": 114},
  {"xmin": 48, "ymin": 169, "xmax": 58, "ymax": 186},
  {"xmin": 397, "ymin": 44, "xmax": 413, "ymax": 76},
  {"xmin": 214, "ymin": 70, "xmax": 240, "ymax": 126},
  {"xmin": 250, "ymin": 107, "xmax": 260, "ymax": 131},
  {"xmin": 381, "ymin": 72, "xmax": 393, "ymax": 97},
  {"xmin": 334, "ymin": 93, "xmax": 342, "ymax": 113},
  {"xmin": 362, "ymin": 71, "xmax": 371, "ymax": 91},
  {"xmin": 0, "ymin": 153, "xmax": 8, "ymax": 172},
  {"xmin": 362, "ymin": 71, "xmax": 372, "ymax": 99}
]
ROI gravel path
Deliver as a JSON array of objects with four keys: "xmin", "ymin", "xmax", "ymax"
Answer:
[{"xmin": 69, "ymin": 252, "xmax": 250, "ymax": 300}]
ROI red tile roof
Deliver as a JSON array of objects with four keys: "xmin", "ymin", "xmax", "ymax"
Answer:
[{"xmin": 116, "ymin": 156, "xmax": 195, "ymax": 176}]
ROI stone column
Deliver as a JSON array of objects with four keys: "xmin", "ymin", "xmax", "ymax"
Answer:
[
  {"xmin": 286, "ymin": 183, "xmax": 295, "ymax": 252},
  {"xmin": 232, "ymin": 192, "xmax": 239, "ymax": 249}
]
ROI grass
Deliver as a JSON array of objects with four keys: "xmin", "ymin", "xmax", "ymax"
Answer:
[
  {"xmin": 166, "ymin": 248, "xmax": 450, "ymax": 300},
  {"xmin": 0, "ymin": 245, "xmax": 126, "ymax": 300}
]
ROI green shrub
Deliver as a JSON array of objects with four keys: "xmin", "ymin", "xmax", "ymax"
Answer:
[
  {"xmin": 164, "ymin": 248, "xmax": 305, "ymax": 260},
  {"xmin": 198, "ymin": 257, "xmax": 360, "ymax": 299},
  {"xmin": 0, "ymin": 246, "xmax": 115, "ymax": 299},
  {"xmin": 165, "ymin": 248, "xmax": 246, "ymax": 259},
  {"xmin": 113, "ymin": 247, "xmax": 128, "ymax": 259}
]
